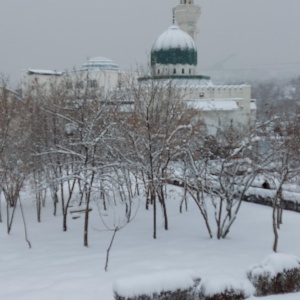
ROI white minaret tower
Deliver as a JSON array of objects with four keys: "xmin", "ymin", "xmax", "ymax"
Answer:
[{"xmin": 174, "ymin": 0, "xmax": 201, "ymax": 40}]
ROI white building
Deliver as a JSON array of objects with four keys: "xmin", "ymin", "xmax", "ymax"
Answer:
[
  {"xmin": 138, "ymin": 0, "xmax": 256, "ymax": 135},
  {"xmin": 21, "ymin": 0, "xmax": 256, "ymax": 135},
  {"xmin": 22, "ymin": 57, "xmax": 132, "ymax": 98}
]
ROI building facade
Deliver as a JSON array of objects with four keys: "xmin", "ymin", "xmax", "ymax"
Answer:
[
  {"xmin": 140, "ymin": 0, "xmax": 256, "ymax": 135},
  {"xmin": 22, "ymin": 57, "xmax": 131, "ymax": 99},
  {"xmin": 21, "ymin": 1, "xmax": 256, "ymax": 135}
]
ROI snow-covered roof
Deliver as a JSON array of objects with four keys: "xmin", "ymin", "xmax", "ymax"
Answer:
[
  {"xmin": 152, "ymin": 25, "xmax": 196, "ymax": 51},
  {"xmin": 27, "ymin": 69, "xmax": 63, "ymax": 76},
  {"xmin": 82, "ymin": 57, "xmax": 119, "ymax": 72},
  {"xmin": 187, "ymin": 99, "xmax": 241, "ymax": 111}
]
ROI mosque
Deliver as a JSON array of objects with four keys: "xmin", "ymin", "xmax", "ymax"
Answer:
[{"xmin": 22, "ymin": 0, "xmax": 256, "ymax": 135}]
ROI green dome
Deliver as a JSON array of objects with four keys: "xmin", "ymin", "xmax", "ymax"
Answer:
[{"xmin": 151, "ymin": 26, "xmax": 197, "ymax": 66}]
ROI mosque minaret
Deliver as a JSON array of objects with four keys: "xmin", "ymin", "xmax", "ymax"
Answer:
[{"xmin": 174, "ymin": 0, "xmax": 201, "ymax": 40}]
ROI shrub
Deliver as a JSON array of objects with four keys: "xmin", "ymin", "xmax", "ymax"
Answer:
[
  {"xmin": 199, "ymin": 288, "xmax": 247, "ymax": 300},
  {"xmin": 198, "ymin": 276, "xmax": 255, "ymax": 300},
  {"xmin": 247, "ymin": 253, "xmax": 300, "ymax": 296},
  {"xmin": 113, "ymin": 271, "xmax": 200, "ymax": 300},
  {"xmin": 114, "ymin": 287, "xmax": 195, "ymax": 300},
  {"xmin": 197, "ymin": 276, "xmax": 254, "ymax": 300}
]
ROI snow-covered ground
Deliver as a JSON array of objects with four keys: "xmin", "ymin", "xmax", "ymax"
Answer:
[{"xmin": 1, "ymin": 185, "xmax": 300, "ymax": 299}]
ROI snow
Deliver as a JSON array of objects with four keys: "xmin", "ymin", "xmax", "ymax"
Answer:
[
  {"xmin": 248, "ymin": 253, "xmax": 300, "ymax": 279},
  {"xmin": 113, "ymin": 269, "xmax": 197, "ymax": 297},
  {"xmin": 187, "ymin": 98, "xmax": 240, "ymax": 111},
  {"xmin": 64, "ymin": 122, "xmax": 78, "ymax": 135},
  {"xmin": 152, "ymin": 25, "xmax": 196, "ymax": 51},
  {"xmin": 27, "ymin": 69, "xmax": 63, "ymax": 76},
  {"xmin": 249, "ymin": 293, "xmax": 300, "ymax": 300},
  {"xmin": 1, "ymin": 185, "xmax": 300, "ymax": 299},
  {"xmin": 246, "ymin": 185, "xmax": 300, "ymax": 204},
  {"xmin": 200, "ymin": 275, "xmax": 255, "ymax": 297}
]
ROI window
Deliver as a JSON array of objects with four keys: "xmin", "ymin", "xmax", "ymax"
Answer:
[
  {"xmin": 87, "ymin": 79, "xmax": 98, "ymax": 88},
  {"xmin": 173, "ymin": 68, "xmax": 176, "ymax": 74},
  {"xmin": 182, "ymin": 68, "xmax": 185, "ymax": 74},
  {"xmin": 189, "ymin": 69, "xmax": 191, "ymax": 74},
  {"xmin": 158, "ymin": 69, "xmax": 160, "ymax": 75}
]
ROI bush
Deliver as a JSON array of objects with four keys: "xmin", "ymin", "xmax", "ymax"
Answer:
[
  {"xmin": 113, "ymin": 271, "xmax": 200, "ymax": 300},
  {"xmin": 114, "ymin": 287, "xmax": 195, "ymax": 300},
  {"xmin": 197, "ymin": 276, "xmax": 253, "ymax": 300},
  {"xmin": 247, "ymin": 253, "xmax": 300, "ymax": 296},
  {"xmin": 199, "ymin": 288, "xmax": 247, "ymax": 300}
]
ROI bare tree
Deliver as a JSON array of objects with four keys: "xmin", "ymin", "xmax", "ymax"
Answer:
[
  {"xmin": 96, "ymin": 170, "xmax": 140, "ymax": 272},
  {"xmin": 115, "ymin": 78, "xmax": 197, "ymax": 239},
  {"xmin": 180, "ymin": 123, "xmax": 261, "ymax": 239},
  {"xmin": 259, "ymin": 115, "xmax": 300, "ymax": 252},
  {"xmin": 0, "ymin": 79, "xmax": 31, "ymax": 234}
]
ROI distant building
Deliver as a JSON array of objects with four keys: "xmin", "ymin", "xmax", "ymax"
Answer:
[
  {"xmin": 21, "ymin": 0, "xmax": 256, "ymax": 135},
  {"xmin": 138, "ymin": 0, "xmax": 256, "ymax": 135},
  {"xmin": 22, "ymin": 57, "xmax": 132, "ymax": 98}
]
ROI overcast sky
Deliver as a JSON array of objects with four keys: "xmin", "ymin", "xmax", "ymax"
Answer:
[{"xmin": 1, "ymin": 0, "xmax": 300, "ymax": 85}]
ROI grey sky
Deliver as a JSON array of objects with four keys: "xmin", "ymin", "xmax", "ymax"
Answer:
[{"xmin": 1, "ymin": 0, "xmax": 300, "ymax": 85}]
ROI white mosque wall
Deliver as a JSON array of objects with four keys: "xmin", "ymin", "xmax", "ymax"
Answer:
[
  {"xmin": 22, "ymin": 69, "xmax": 135, "ymax": 99},
  {"xmin": 183, "ymin": 84, "xmax": 256, "ymax": 135},
  {"xmin": 184, "ymin": 84, "xmax": 251, "ymax": 101},
  {"xmin": 188, "ymin": 101, "xmax": 255, "ymax": 136}
]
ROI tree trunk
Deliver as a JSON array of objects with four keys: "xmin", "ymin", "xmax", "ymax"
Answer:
[
  {"xmin": 0, "ymin": 190, "xmax": 2, "ymax": 223},
  {"xmin": 62, "ymin": 178, "xmax": 77, "ymax": 232},
  {"xmin": 36, "ymin": 192, "xmax": 42, "ymax": 223},
  {"xmin": 216, "ymin": 197, "xmax": 223, "ymax": 240},
  {"xmin": 158, "ymin": 185, "xmax": 168, "ymax": 231},
  {"xmin": 53, "ymin": 192, "xmax": 58, "ymax": 216},
  {"xmin": 105, "ymin": 227, "xmax": 118, "ymax": 272},
  {"xmin": 84, "ymin": 198, "xmax": 90, "ymax": 247},
  {"xmin": 19, "ymin": 196, "xmax": 32, "ymax": 249},
  {"xmin": 180, "ymin": 183, "xmax": 188, "ymax": 214},
  {"xmin": 188, "ymin": 188, "xmax": 213, "ymax": 239},
  {"xmin": 7, "ymin": 197, "xmax": 18, "ymax": 234},
  {"xmin": 152, "ymin": 185, "xmax": 157, "ymax": 239},
  {"xmin": 84, "ymin": 171, "xmax": 95, "ymax": 247},
  {"xmin": 273, "ymin": 203, "xmax": 279, "ymax": 252},
  {"xmin": 279, "ymin": 207, "xmax": 283, "ymax": 225}
]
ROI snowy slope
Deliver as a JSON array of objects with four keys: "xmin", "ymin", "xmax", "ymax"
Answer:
[{"xmin": 1, "ymin": 186, "xmax": 300, "ymax": 299}]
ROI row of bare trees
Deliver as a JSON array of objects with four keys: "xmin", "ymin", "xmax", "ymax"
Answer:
[{"xmin": 1, "ymin": 75, "xmax": 300, "ymax": 253}]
